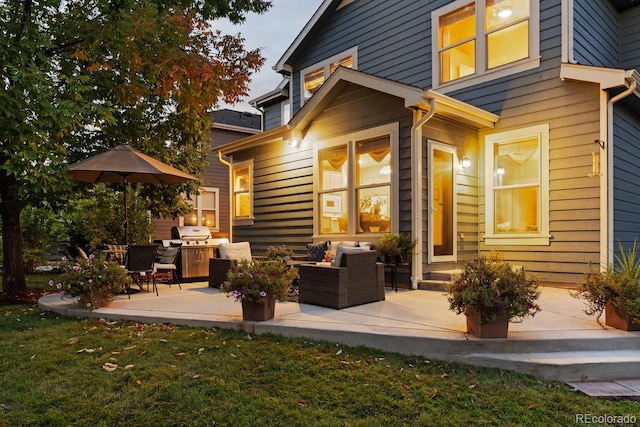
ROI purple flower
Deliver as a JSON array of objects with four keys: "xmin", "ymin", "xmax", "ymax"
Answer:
[{"xmin": 260, "ymin": 291, "xmax": 267, "ymax": 297}]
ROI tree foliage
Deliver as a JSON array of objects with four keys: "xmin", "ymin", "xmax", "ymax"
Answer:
[{"xmin": 0, "ymin": 0, "xmax": 270, "ymax": 291}]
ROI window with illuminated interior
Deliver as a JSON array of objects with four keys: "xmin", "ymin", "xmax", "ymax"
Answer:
[
  {"xmin": 433, "ymin": 0, "xmax": 538, "ymax": 89},
  {"xmin": 318, "ymin": 134, "xmax": 391, "ymax": 235},
  {"xmin": 484, "ymin": 124, "xmax": 549, "ymax": 246},
  {"xmin": 232, "ymin": 160, "xmax": 253, "ymax": 221},
  {"xmin": 184, "ymin": 187, "xmax": 219, "ymax": 229},
  {"xmin": 301, "ymin": 47, "xmax": 356, "ymax": 103}
]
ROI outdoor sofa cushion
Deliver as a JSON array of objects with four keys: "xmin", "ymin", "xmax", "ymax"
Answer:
[{"xmin": 217, "ymin": 242, "xmax": 252, "ymax": 262}]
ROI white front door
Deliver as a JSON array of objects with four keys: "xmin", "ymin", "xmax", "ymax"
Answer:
[{"xmin": 428, "ymin": 141, "xmax": 457, "ymax": 263}]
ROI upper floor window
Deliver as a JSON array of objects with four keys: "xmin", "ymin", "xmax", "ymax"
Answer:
[
  {"xmin": 232, "ymin": 160, "xmax": 253, "ymax": 223},
  {"xmin": 484, "ymin": 124, "xmax": 549, "ymax": 246},
  {"xmin": 301, "ymin": 47, "xmax": 357, "ymax": 104},
  {"xmin": 184, "ymin": 187, "xmax": 219, "ymax": 230},
  {"xmin": 433, "ymin": 0, "xmax": 539, "ymax": 91}
]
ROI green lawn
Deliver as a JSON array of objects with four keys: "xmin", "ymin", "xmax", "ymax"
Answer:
[{"xmin": 0, "ymin": 277, "xmax": 638, "ymax": 426}]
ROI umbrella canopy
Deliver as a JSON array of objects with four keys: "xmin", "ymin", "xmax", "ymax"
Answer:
[
  {"xmin": 68, "ymin": 144, "xmax": 199, "ymax": 245},
  {"xmin": 68, "ymin": 144, "xmax": 199, "ymax": 184}
]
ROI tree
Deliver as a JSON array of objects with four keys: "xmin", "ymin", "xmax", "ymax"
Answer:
[{"xmin": 0, "ymin": 0, "xmax": 270, "ymax": 292}]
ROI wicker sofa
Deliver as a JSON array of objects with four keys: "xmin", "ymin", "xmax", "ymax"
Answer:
[{"xmin": 297, "ymin": 251, "xmax": 385, "ymax": 309}]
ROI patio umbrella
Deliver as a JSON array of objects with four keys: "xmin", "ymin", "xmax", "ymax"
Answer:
[{"xmin": 68, "ymin": 144, "xmax": 199, "ymax": 245}]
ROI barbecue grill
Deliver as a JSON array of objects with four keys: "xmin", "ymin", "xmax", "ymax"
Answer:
[{"xmin": 163, "ymin": 226, "xmax": 229, "ymax": 281}]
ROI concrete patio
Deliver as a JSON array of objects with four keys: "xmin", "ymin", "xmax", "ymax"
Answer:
[{"xmin": 39, "ymin": 283, "xmax": 640, "ymax": 399}]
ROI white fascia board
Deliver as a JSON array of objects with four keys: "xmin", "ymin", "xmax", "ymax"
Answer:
[
  {"xmin": 423, "ymin": 90, "xmax": 499, "ymax": 129},
  {"xmin": 560, "ymin": 63, "xmax": 628, "ymax": 89},
  {"xmin": 274, "ymin": 0, "xmax": 334, "ymax": 74},
  {"xmin": 216, "ymin": 125, "xmax": 291, "ymax": 155}
]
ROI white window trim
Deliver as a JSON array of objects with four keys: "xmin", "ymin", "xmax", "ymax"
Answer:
[
  {"xmin": 312, "ymin": 122, "xmax": 399, "ymax": 240},
  {"xmin": 484, "ymin": 124, "xmax": 550, "ymax": 246},
  {"xmin": 180, "ymin": 187, "xmax": 220, "ymax": 231},
  {"xmin": 300, "ymin": 46, "xmax": 358, "ymax": 105},
  {"xmin": 232, "ymin": 159, "xmax": 254, "ymax": 226},
  {"xmin": 431, "ymin": 0, "xmax": 540, "ymax": 94},
  {"xmin": 281, "ymin": 100, "xmax": 291, "ymax": 125}
]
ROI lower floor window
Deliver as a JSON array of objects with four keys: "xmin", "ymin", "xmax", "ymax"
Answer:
[
  {"xmin": 183, "ymin": 187, "xmax": 219, "ymax": 230},
  {"xmin": 316, "ymin": 124, "xmax": 398, "ymax": 236},
  {"xmin": 484, "ymin": 124, "xmax": 549, "ymax": 245}
]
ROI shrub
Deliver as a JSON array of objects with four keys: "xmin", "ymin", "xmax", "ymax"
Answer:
[
  {"xmin": 50, "ymin": 254, "xmax": 131, "ymax": 310},
  {"xmin": 446, "ymin": 253, "xmax": 542, "ymax": 324},
  {"xmin": 221, "ymin": 260, "xmax": 298, "ymax": 303}
]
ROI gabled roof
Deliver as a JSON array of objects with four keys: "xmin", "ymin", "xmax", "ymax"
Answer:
[
  {"xmin": 274, "ymin": 0, "xmax": 336, "ymax": 74},
  {"xmin": 249, "ymin": 78, "xmax": 289, "ymax": 108},
  {"xmin": 218, "ymin": 67, "xmax": 498, "ymax": 155}
]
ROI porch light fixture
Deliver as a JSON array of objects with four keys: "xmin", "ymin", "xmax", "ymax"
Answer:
[
  {"xmin": 461, "ymin": 156, "xmax": 472, "ymax": 169},
  {"xmin": 288, "ymin": 129, "xmax": 302, "ymax": 147},
  {"xmin": 496, "ymin": 166, "xmax": 505, "ymax": 176}
]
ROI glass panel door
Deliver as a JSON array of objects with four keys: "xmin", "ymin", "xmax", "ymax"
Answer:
[{"xmin": 429, "ymin": 142, "xmax": 457, "ymax": 262}]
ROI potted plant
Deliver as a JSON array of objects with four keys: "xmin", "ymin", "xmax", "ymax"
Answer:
[
  {"xmin": 49, "ymin": 254, "xmax": 131, "ymax": 310},
  {"xmin": 220, "ymin": 260, "xmax": 299, "ymax": 321},
  {"xmin": 445, "ymin": 253, "xmax": 542, "ymax": 338},
  {"xmin": 572, "ymin": 242, "xmax": 640, "ymax": 330},
  {"xmin": 397, "ymin": 232, "xmax": 418, "ymax": 264},
  {"xmin": 266, "ymin": 245, "xmax": 294, "ymax": 262},
  {"xmin": 375, "ymin": 233, "xmax": 401, "ymax": 264}
]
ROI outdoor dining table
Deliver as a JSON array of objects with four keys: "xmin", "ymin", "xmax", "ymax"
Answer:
[{"xmin": 101, "ymin": 248, "xmax": 127, "ymax": 265}]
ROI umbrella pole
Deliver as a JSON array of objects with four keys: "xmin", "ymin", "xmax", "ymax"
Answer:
[{"xmin": 124, "ymin": 176, "xmax": 128, "ymax": 246}]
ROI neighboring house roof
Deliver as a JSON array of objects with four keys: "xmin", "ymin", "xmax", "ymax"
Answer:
[
  {"xmin": 211, "ymin": 109, "xmax": 262, "ymax": 134},
  {"xmin": 249, "ymin": 78, "xmax": 289, "ymax": 109},
  {"xmin": 218, "ymin": 67, "xmax": 498, "ymax": 155}
]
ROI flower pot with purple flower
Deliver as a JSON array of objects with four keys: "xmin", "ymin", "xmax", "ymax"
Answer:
[
  {"xmin": 49, "ymin": 254, "xmax": 131, "ymax": 310},
  {"xmin": 445, "ymin": 253, "xmax": 542, "ymax": 338},
  {"xmin": 220, "ymin": 260, "xmax": 299, "ymax": 321}
]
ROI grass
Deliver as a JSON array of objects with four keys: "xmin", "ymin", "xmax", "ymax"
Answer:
[{"xmin": 0, "ymin": 277, "xmax": 639, "ymax": 426}]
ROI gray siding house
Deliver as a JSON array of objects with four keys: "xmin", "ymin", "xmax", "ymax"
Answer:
[
  {"xmin": 217, "ymin": 0, "xmax": 640, "ymax": 288},
  {"xmin": 153, "ymin": 109, "xmax": 261, "ymax": 240}
]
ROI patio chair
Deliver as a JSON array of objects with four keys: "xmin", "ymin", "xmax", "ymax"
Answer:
[
  {"xmin": 154, "ymin": 244, "xmax": 181, "ymax": 289},
  {"xmin": 297, "ymin": 250, "xmax": 385, "ymax": 309},
  {"xmin": 208, "ymin": 242, "xmax": 253, "ymax": 288},
  {"xmin": 126, "ymin": 245, "xmax": 158, "ymax": 297}
]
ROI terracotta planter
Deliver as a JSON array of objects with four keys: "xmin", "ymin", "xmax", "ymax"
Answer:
[
  {"xmin": 466, "ymin": 310, "xmax": 509, "ymax": 338},
  {"xmin": 605, "ymin": 302, "xmax": 640, "ymax": 331},
  {"xmin": 241, "ymin": 295, "xmax": 276, "ymax": 321},
  {"xmin": 78, "ymin": 293, "xmax": 112, "ymax": 310}
]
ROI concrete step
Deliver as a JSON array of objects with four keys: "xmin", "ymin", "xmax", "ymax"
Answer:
[
  {"xmin": 461, "ymin": 350, "xmax": 640, "ymax": 383},
  {"xmin": 567, "ymin": 379, "xmax": 640, "ymax": 399}
]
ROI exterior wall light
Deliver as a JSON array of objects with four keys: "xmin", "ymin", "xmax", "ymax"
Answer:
[
  {"xmin": 287, "ymin": 138, "xmax": 300, "ymax": 148},
  {"xmin": 461, "ymin": 156, "xmax": 472, "ymax": 169}
]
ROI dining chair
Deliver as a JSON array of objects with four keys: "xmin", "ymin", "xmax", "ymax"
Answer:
[
  {"xmin": 125, "ymin": 245, "xmax": 158, "ymax": 297},
  {"xmin": 154, "ymin": 244, "xmax": 181, "ymax": 289}
]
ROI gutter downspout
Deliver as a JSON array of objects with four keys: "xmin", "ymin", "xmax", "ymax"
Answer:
[
  {"xmin": 410, "ymin": 98, "xmax": 436, "ymax": 289},
  {"xmin": 604, "ymin": 80, "xmax": 637, "ymax": 267},
  {"xmin": 218, "ymin": 150, "xmax": 234, "ymax": 243}
]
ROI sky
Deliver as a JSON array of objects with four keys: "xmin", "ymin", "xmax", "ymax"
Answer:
[{"xmin": 215, "ymin": 0, "xmax": 325, "ymax": 113}]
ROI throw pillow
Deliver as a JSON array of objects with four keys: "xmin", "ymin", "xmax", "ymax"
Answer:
[
  {"xmin": 331, "ymin": 246, "xmax": 369, "ymax": 267},
  {"xmin": 307, "ymin": 241, "xmax": 329, "ymax": 262},
  {"xmin": 218, "ymin": 242, "xmax": 252, "ymax": 262}
]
